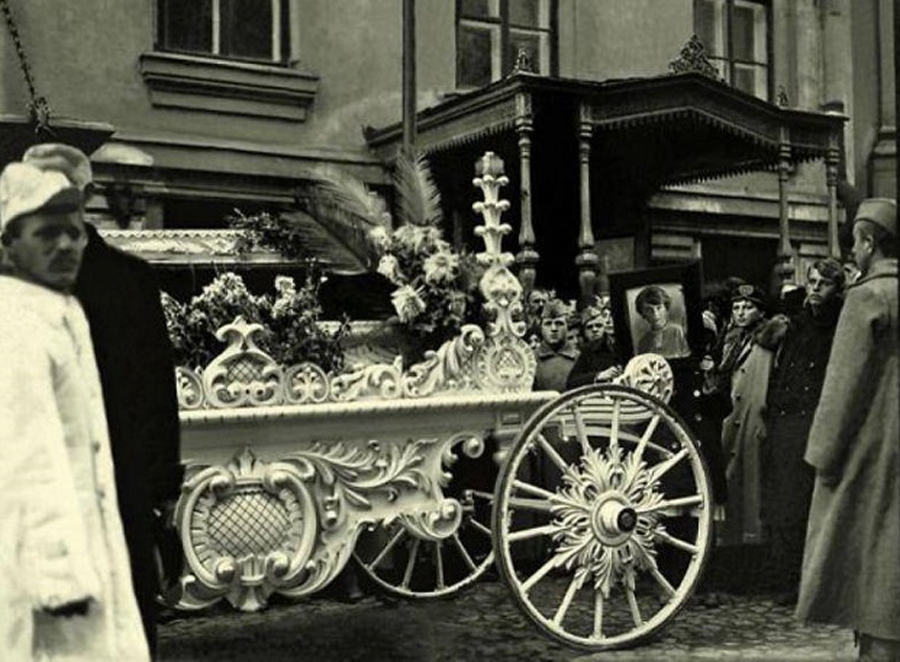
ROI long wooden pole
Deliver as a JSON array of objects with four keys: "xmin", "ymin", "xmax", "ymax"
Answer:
[{"xmin": 402, "ymin": 0, "xmax": 417, "ymax": 157}]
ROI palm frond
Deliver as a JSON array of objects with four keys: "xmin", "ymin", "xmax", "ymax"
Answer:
[
  {"xmin": 298, "ymin": 165, "xmax": 388, "ymax": 229},
  {"xmin": 279, "ymin": 209, "xmax": 378, "ymax": 275},
  {"xmin": 287, "ymin": 166, "xmax": 391, "ymax": 275},
  {"xmin": 392, "ymin": 151, "xmax": 443, "ymax": 227}
]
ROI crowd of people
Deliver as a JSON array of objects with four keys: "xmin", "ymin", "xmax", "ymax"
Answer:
[{"xmin": 525, "ymin": 198, "xmax": 898, "ymax": 660}]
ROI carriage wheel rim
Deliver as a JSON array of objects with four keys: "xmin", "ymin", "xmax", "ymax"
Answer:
[{"xmin": 492, "ymin": 383, "xmax": 714, "ymax": 650}]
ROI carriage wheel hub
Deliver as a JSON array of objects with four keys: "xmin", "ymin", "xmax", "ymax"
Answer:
[{"xmin": 590, "ymin": 493, "xmax": 636, "ymax": 546}]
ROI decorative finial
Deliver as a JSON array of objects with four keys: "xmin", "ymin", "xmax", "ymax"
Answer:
[
  {"xmin": 512, "ymin": 47, "xmax": 534, "ymax": 74},
  {"xmin": 668, "ymin": 35, "xmax": 722, "ymax": 81},
  {"xmin": 777, "ymin": 85, "xmax": 789, "ymax": 107}
]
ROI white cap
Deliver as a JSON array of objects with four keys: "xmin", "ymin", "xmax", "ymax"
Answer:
[{"xmin": 0, "ymin": 162, "xmax": 82, "ymax": 231}]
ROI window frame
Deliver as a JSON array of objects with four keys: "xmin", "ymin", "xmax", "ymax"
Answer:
[
  {"xmin": 456, "ymin": 0, "xmax": 558, "ymax": 89},
  {"xmin": 156, "ymin": 0, "xmax": 292, "ymax": 66},
  {"xmin": 694, "ymin": 0, "xmax": 772, "ymax": 101}
]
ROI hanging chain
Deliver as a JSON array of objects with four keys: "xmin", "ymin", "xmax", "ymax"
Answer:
[{"xmin": 1, "ymin": 0, "xmax": 53, "ymax": 136}]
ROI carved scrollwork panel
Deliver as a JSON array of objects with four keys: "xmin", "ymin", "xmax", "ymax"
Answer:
[
  {"xmin": 202, "ymin": 317, "xmax": 284, "ymax": 408},
  {"xmin": 175, "ymin": 366, "xmax": 205, "ymax": 409},
  {"xmin": 284, "ymin": 362, "xmax": 331, "ymax": 404},
  {"xmin": 175, "ymin": 448, "xmax": 318, "ymax": 611}
]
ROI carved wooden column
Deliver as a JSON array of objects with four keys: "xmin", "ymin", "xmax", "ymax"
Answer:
[
  {"xmin": 576, "ymin": 104, "xmax": 599, "ymax": 303},
  {"xmin": 774, "ymin": 128, "xmax": 796, "ymax": 291},
  {"xmin": 826, "ymin": 131, "xmax": 841, "ymax": 258},
  {"xmin": 514, "ymin": 93, "xmax": 539, "ymax": 294}
]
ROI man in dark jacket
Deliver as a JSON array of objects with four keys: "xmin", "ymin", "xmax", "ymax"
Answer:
[
  {"xmin": 23, "ymin": 143, "xmax": 183, "ymax": 657},
  {"xmin": 758, "ymin": 257, "xmax": 844, "ymax": 605}
]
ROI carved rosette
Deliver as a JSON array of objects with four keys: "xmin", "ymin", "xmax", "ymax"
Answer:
[
  {"xmin": 176, "ymin": 449, "xmax": 318, "ymax": 611},
  {"xmin": 617, "ymin": 354, "xmax": 674, "ymax": 404},
  {"xmin": 202, "ymin": 317, "xmax": 284, "ymax": 408}
]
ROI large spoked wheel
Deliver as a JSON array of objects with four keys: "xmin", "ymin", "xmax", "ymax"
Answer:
[
  {"xmin": 353, "ymin": 440, "xmax": 498, "ymax": 599},
  {"xmin": 493, "ymin": 384, "xmax": 713, "ymax": 650}
]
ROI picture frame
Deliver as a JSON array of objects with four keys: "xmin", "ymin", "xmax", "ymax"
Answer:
[{"xmin": 607, "ymin": 261, "xmax": 704, "ymax": 362}]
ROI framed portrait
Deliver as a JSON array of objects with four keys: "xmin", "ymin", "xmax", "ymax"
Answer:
[{"xmin": 608, "ymin": 261, "xmax": 704, "ymax": 362}]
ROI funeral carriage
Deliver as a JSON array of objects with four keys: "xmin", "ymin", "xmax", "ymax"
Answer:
[{"xmin": 167, "ymin": 153, "xmax": 713, "ymax": 651}]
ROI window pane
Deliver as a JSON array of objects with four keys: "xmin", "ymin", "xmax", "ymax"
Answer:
[
  {"xmin": 734, "ymin": 63, "xmax": 767, "ymax": 98},
  {"xmin": 458, "ymin": 25, "xmax": 496, "ymax": 87},
  {"xmin": 509, "ymin": 31, "xmax": 544, "ymax": 73},
  {"xmin": 220, "ymin": 0, "xmax": 272, "ymax": 59},
  {"xmin": 693, "ymin": 0, "xmax": 726, "ymax": 57},
  {"xmin": 732, "ymin": 2, "xmax": 765, "ymax": 62},
  {"xmin": 159, "ymin": 0, "xmax": 212, "ymax": 54},
  {"xmin": 461, "ymin": 0, "xmax": 499, "ymax": 19},
  {"xmin": 509, "ymin": 0, "xmax": 542, "ymax": 27}
]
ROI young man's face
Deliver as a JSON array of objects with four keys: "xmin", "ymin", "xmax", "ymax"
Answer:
[
  {"xmin": 4, "ymin": 210, "xmax": 86, "ymax": 291},
  {"xmin": 540, "ymin": 316, "xmax": 568, "ymax": 346},
  {"xmin": 641, "ymin": 302, "xmax": 669, "ymax": 330},
  {"xmin": 583, "ymin": 316, "xmax": 605, "ymax": 342},
  {"xmin": 805, "ymin": 267, "xmax": 840, "ymax": 309},
  {"xmin": 731, "ymin": 299, "xmax": 762, "ymax": 328}
]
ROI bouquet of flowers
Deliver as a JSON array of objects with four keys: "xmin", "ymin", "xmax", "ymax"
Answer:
[{"xmin": 161, "ymin": 269, "xmax": 347, "ymax": 373}]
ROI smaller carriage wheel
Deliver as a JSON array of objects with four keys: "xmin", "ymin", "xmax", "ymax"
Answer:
[
  {"xmin": 353, "ymin": 450, "xmax": 497, "ymax": 599},
  {"xmin": 493, "ymin": 384, "xmax": 713, "ymax": 650}
]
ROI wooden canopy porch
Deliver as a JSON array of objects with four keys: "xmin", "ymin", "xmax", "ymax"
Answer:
[{"xmin": 366, "ymin": 71, "xmax": 846, "ymax": 302}]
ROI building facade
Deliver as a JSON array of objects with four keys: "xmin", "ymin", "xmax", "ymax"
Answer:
[{"xmin": 1, "ymin": 0, "xmax": 894, "ymax": 302}]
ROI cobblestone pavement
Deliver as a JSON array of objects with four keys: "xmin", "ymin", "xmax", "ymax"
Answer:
[{"xmin": 159, "ymin": 579, "xmax": 856, "ymax": 662}]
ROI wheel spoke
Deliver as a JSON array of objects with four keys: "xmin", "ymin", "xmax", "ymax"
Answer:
[
  {"xmin": 365, "ymin": 526, "xmax": 406, "ymax": 570},
  {"xmin": 647, "ymin": 448, "xmax": 689, "ymax": 482},
  {"xmin": 640, "ymin": 494, "xmax": 704, "ymax": 516},
  {"xmin": 571, "ymin": 405, "xmax": 593, "ymax": 457},
  {"xmin": 451, "ymin": 533, "xmax": 478, "ymax": 572},
  {"xmin": 626, "ymin": 583, "xmax": 643, "ymax": 626},
  {"xmin": 535, "ymin": 432, "xmax": 570, "ymax": 472},
  {"xmin": 435, "ymin": 541, "xmax": 445, "ymax": 590},
  {"xmin": 633, "ymin": 414, "xmax": 661, "ymax": 467},
  {"xmin": 521, "ymin": 554, "xmax": 560, "ymax": 594},
  {"xmin": 593, "ymin": 589, "xmax": 604, "ymax": 639},
  {"xmin": 511, "ymin": 480, "xmax": 584, "ymax": 511},
  {"xmin": 507, "ymin": 523, "xmax": 560, "ymax": 543},
  {"xmin": 610, "ymin": 398, "xmax": 621, "ymax": 453},
  {"xmin": 401, "ymin": 538, "xmax": 421, "ymax": 589},
  {"xmin": 552, "ymin": 574, "xmax": 582, "ymax": 625},
  {"xmin": 470, "ymin": 518, "xmax": 492, "ymax": 537},
  {"xmin": 508, "ymin": 496, "xmax": 554, "ymax": 513},
  {"xmin": 653, "ymin": 528, "xmax": 699, "ymax": 554},
  {"xmin": 649, "ymin": 565, "xmax": 676, "ymax": 598}
]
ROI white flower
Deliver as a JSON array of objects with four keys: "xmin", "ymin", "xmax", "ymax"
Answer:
[
  {"xmin": 377, "ymin": 254, "xmax": 404, "ymax": 284},
  {"xmin": 391, "ymin": 285, "xmax": 426, "ymax": 323},
  {"xmin": 369, "ymin": 225, "xmax": 390, "ymax": 250},
  {"xmin": 274, "ymin": 275, "xmax": 296, "ymax": 297},
  {"xmin": 423, "ymin": 249, "xmax": 459, "ymax": 284}
]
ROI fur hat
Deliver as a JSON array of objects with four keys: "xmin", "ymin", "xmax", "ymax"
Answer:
[
  {"xmin": 0, "ymin": 162, "xmax": 81, "ymax": 231},
  {"xmin": 22, "ymin": 143, "xmax": 93, "ymax": 193}
]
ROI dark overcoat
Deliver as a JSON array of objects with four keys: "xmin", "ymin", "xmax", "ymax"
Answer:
[
  {"xmin": 796, "ymin": 258, "xmax": 899, "ymax": 639},
  {"xmin": 74, "ymin": 224, "xmax": 183, "ymax": 652}
]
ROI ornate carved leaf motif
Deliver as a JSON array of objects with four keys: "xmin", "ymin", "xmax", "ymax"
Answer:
[
  {"xmin": 284, "ymin": 361, "xmax": 330, "ymax": 404},
  {"xmin": 402, "ymin": 325, "xmax": 485, "ymax": 397},
  {"xmin": 549, "ymin": 438, "xmax": 668, "ymax": 598},
  {"xmin": 286, "ymin": 438, "xmax": 437, "ymax": 529},
  {"xmin": 175, "ymin": 366, "xmax": 204, "ymax": 409},
  {"xmin": 330, "ymin": 356, "xmax": 403, "ymax": 401}
]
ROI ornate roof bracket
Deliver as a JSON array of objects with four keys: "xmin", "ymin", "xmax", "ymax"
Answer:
[{"xmin": 668, "ymin": 35, "xmax": 723, "ymax": 82}]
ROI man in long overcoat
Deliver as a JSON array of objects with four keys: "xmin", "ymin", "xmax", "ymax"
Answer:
[
  {"xmin": 23, "ymin": 144, "xmax": 183, "ymax": 657},
  {"xmin": 0, "ymin": 156, "xmax": 150, "ymax": 660},
  {"xmin": 797, "ymin": 198, "xmax": 899, "ymax": 660}
]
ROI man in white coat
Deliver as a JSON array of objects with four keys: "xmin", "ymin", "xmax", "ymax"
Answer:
[{"xmin": 0, "ymin": 158, "xmax": 149, "ymax": 660}]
